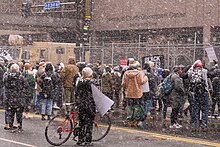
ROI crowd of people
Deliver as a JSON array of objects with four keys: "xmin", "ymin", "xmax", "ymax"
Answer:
[{"xmin": 0, "ymin": 55, "xmax": 220, "ymax": 136}]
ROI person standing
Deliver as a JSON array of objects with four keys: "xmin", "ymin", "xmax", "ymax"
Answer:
[
  {"xmin": 169, "ymin": 66, "xmax": 185, "ymax": 129},
  {"xmin": 75, "ymin": 67, "xmax": 96, "ymax": 146},
  {"xmin": 34, "ymin": 62, "xmax": 46, "ymax": 114},
  {"xmin": 211, "ymin": 68, "xmax": 220, "ymax": 117},
  {"xmin": 3, "ymin": 63, "xmax": 28, "ymax": 132},
  {"xmin": 22, "ymin": 63, "xmax": 35, "ymax": 119},
  {"xmin": 188, "ymin": 60, "xmax": 209, "ymax": 132},
  {"xmin": 121, "ymin": 61, "xmax": 147, "ymax": 126},
  {"xmin": 40, "ymin": 63, "xmax": 58, "ymax": 120},
  {"xmin": 101, "ymin": 66, "xmax": 114, "ymax": 103},
  {"xmin": 60, "ymin": 57, "xmax": 79, "ymax": 114},
  {"xmin": 0, "ymin": 57, "xmax": 4, "ymax": 107}
]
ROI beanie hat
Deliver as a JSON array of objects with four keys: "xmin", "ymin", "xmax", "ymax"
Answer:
[
  {"xmin": 82, "ymin": 67, "xmax": 93, "ymax": 79},
  {"xmin": 45, "ymin": 63, "xmax": 54, "ymax": 72},
  {"xmin": 24, "ymin": 62, "xmax": 32, "ymax": 70},
  {"xmin": 10, "ymin": 63, "xmax": 20, "ymax": 73},
  {"xmin": 129, "ymin": 60, "xmax": 140, "ymax": 68},
  {"xmin": 39, "ymin": 61, "xmax": 46, "ymax": 67}
]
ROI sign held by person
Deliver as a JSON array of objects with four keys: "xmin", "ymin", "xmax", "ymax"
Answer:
[{"xmin": 91, "ymin": 84, "xmax": 114, "ymax": 116}]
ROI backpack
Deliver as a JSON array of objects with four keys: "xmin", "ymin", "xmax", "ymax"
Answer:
[
  {"xmin": 158, "ymin": 74, "xmax": 173, "ymax": 96},
  {"xmin": 189, "ymin": 68, "xmax": 206, "ymax": 94},
  {"xmin": 41, "ymin": 72, "xmax": 54, "ymax": 94}
]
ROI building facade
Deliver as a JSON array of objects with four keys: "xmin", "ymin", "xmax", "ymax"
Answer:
[
  {"xmin": 0, "ymin": 0, "xmax": 80, "ymax": 45},
  {"xmin": 91, "ymin": 0, "xmax": 220, "ymax": 66}
]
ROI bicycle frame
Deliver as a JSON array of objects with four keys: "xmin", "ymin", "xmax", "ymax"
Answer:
[
  {"xmin": 59, "ymin": 111, "xmax": 78, "ymax": 133},
  {"xmin": 59, "ymin": 111, "xmax": 98, "ymax": 133}
]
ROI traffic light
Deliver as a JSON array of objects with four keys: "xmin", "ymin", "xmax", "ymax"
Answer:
[{"xmin": 21, "ymin": 2, "xmax": 31, "ymax": 17}]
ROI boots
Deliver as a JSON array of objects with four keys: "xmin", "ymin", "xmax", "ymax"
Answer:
[
  {"xmin": 42, "ymin": 115, "xmax": 46, "ymax": 120},
  {"xmin": 47, "ymin": 115, "xmax": 51, "ymax": 120}
]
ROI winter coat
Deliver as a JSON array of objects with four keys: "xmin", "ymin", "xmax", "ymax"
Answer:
[
  {"xmin": 76, "ymin": 79, "xmax": 96, "ymax": 117},
  {"xmin": 169, "ymin": 73, "xmax": 185, "ymax": 108},
  {"xmin": 3, "ymin": 72, "xmax": 28, "ymax": 108},
  {"xmin": 212, "ymin": 76, "xmax": 220, "ymax": 97},
  {"xmin": 113, "ymin": 71, "xmax": 122, "ymax": 91},
  {"xmin": 39, "ymin": 71, "xmax": 58, "ymax": 99},
  {"xmin": 60, "ymin": 58, "xmax": 79, "ymax": 88},
  {"xmin": 0, "ymin": 66, "xmax": 4, "ymax": 89},
  {"xmin": 36, "ymin": 66, "xmax": 45, "ymax": 92},
  {"xmin": 22, "ymin": 70, "xmax": 35, "ymax": 98},
  {"xmin": 121, "ymin": 69, "xmax": 146, "ymax": 99},
  {"xmin": 101, "ymin": 72, "xmax": 114, "ymax": 93}
]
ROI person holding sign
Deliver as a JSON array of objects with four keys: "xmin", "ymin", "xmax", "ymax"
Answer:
[{"xmin": 75, "ymin": 67, "xmax": 96, "ymax": 146}]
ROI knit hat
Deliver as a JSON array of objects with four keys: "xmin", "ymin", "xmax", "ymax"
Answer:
[
  {"xmin": 129, "ymin": 60, "xmax": 140, "ymax": 68},
  {"xmin": 82, "ymin": 67, "xmax": 93, "ymax": 79},
  {"xmin": 24, "ymin": 62, "xmax": 32, "ymax": 70},
  {"xmin": 39, "ymin": 61, "xmax": 46, "ymax": 67},
  {"xmin": 10, "ymin": 63, "xmax": 20, "ymax": 73}
]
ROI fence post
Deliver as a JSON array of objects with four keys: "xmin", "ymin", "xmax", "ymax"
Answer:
[
  {"xmin": 138, "ymin": 35, "xmax": 141, "ymax": 61},
  {"xmin": 193, "ymin": 32, "xmax": 197, "ymax": 62},
  {"xmin": 111, "ymin": 42, "xmax": 114, "ymax": 66},
  {"xmin": 167, "ymin": 41, "xmax": 170, "ymax": 69}
]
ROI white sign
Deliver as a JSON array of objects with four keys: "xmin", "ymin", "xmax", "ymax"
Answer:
[
  {"xmin": 205, "ymin": 47, "xmax": 218, "ymax": 62},
  {"xmin": 91, "ymin": 84, "xmax": 114, "ymax": 116},
  {"xmin": 0, "ymin": 48, "xmax": 12, "ymax": 61}
]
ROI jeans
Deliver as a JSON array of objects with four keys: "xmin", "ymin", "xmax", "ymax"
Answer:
[
  {"xmin": 142, "ymin": 92, "xmax": 153, "ymax": 116},
  {"xmin": 191, "ymin": 91, "xmax": 209, "ymax": 129},
  {"xmin": 35, "ymin": 92, "xmax": 41, "ymax": 112},
  {"xmin": 171, "ymin": 105, "xmax": 181, "ymax": 125},
  {"xmin": 143, "ymin": 99, "xmax": 152, "ymax": 116},
  {"xmin": 41, "ymin": 99, "xmax": 53, "ymax": 116}
]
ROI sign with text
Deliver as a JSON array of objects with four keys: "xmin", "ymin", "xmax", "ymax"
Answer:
[
  {"xmin": 141, "ymin": 55, "xmax": 164, "ymax": 69},
  {"xmin": 44, "ymin": 1, "xmax": 60, "ymax": 9},
  {"xmin": 205, "ymin": 47, "xmax": 218, "ymax": 62},
  {"xmin": 0, "ymin": 48, "xmax": 12, "ymax": 61},
  {"xmin": 120, "ymin": 59, "xmax": 127, "ymax": 66}
]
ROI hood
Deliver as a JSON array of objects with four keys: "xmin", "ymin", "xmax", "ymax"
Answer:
[
  {"xmin": 125, "ymin": 70, "xmax": 140, "ymax": 78},
  {"xmin": 68, "ymin": 57, "xmax": 76, "ymax": 65},
  {"xmin": 214, "ymin": 69, "xmax": 220, "ymax": 77}
]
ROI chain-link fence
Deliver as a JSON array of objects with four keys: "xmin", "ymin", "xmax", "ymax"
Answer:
[
  {"xmin": 87, "ymin": 43, "xmax": 207, "ymax": 69},
  {"xmin": 1, "ymin": 43, "xmax": 219, "ymax": 69}
]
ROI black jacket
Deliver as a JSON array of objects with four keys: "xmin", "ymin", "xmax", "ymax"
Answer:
[
  {"xmin": 3, "ymin": 72, "xmax": 28, "ymax": 108},
  {"xmin": 76, "ymin": 79, "xmax": 96, "ymax": 117}
]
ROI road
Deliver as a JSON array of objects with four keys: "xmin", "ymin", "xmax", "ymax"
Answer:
[{"xmin": 0, "ymin": 111, "xmax": 219, "ymax": 147}]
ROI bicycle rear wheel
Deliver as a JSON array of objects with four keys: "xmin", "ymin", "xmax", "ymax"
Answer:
[
  {"xmin": 45, "ymin": 115, "xmax": 73, "ymax": 146},
  {"xmin": 92, "ymin": 113, "xmax": 111, "ymax": 142}
]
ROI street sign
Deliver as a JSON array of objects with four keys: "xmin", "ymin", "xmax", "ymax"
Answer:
[{"xmin": 44, "ymin": 1, "xmax": 60, "ymax": 9}]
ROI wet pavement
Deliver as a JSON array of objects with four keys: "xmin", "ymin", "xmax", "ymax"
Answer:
[{"xmin": 109, "ymin": 107, "xmax": 220, "ymax": 143}]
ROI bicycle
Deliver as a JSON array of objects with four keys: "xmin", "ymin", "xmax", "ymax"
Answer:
[{"xmin": 45, "ymin": 103, "xmax": 111, "ymax": 146}]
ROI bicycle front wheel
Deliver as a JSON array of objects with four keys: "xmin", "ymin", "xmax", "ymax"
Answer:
[
  {"xmin": 45, "ymin": 115, "xmax": 73, "ymax": 146},
  {"xmin": 92, "ymin": 113, "xmax": 111, "ymax": 142}
]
